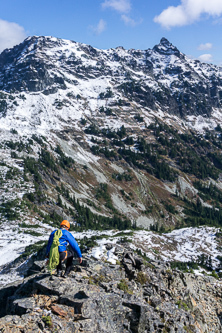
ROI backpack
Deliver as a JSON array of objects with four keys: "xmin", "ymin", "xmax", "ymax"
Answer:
[{"xmin": 48, "ymin": 229, "xmax": 62, "ymax": 273}]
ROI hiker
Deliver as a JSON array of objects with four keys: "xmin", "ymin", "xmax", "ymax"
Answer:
[{"xmin": 46, "ymin": 220, "xmax": 82, "ymax": 278}]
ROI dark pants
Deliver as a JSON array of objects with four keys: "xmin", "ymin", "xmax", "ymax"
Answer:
[{"xmin": 57, "ymin": 251, "xmax": 74, "ymax": 274}]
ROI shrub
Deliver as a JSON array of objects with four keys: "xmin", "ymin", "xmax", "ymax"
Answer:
[
  {"xmin": 42, "ymin": 316, "xmax": 52, "ymax": 327},
  {"xmin": 117, "ymin": 279, "xmax": 133, "ymax": 294},
  {"xmin": 10, "ymin": 128, "xmax": 18, "ymax": 134},
  {"xmin": 134, "ymin": 114, "xmax": 144, "ymax": 122},
  {"xmin": 176, "ymin": 300, "xmax": 189, "ymax": 311},
  {"xmin": 25, "ymin": 192, "xmax": 35, "ymax": 202},
  {"xmin": 211, "ymin": 270, "xmax": 219, "ymax": 279},
  {"xmin": 80, "ymin": 118, "xmax": 87, "ymax": 125},
  {"xmin": 136, "ymin": 272, "xmax": 149, "ymax": 285}
]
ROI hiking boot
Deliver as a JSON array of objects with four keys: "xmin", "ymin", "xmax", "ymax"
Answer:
[
  {"xmin": 56, "ymin": 270, "xmax": 62, "ymax": 277},
  {"xmin": 63, "ymin": 272, "xmax": 69, "ymax": 279}
]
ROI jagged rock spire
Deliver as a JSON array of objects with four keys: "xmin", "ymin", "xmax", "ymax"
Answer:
[{"xmin": 153, "ymin": 37, "xmax": 183, "ymax": 57}]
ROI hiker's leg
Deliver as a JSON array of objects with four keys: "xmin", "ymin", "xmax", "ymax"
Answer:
[
  {"xmin": 57, "ymin": 252, "xmax": 66, "ymax": 272},
  {"xmin": 65, "ymin": 251, "xmax": 74, "ymax": 275}
]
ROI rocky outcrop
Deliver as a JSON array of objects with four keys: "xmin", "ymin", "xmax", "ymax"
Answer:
[{"xmin": 0, "ymin": 244, "xmax": 221, "ymax": 332}]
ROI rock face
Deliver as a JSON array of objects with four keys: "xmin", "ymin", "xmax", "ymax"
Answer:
[
  {"xmin": 0, "ymin": 36, "xmax": 222, "ymax": 118},
  {"xmin": 0, "ymin": 244, "xmax": 221, "ymax": 332}
]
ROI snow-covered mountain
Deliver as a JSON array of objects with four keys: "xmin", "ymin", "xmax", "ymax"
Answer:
[
  {"xmin": 0, "ymin": 36, "xmax": 222, "ymax": 283},
  {"xmin": 0, "ymin": 36, "xmax": 222, "ymax": 134}
]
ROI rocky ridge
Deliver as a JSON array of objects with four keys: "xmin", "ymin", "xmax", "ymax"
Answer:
[
  {"xmin": 0, "ymin": 36, "xmax": 222, "ymax": 122},
  {"xmin": 0, "ymin": 242, "xmax": 221, "ymax": 333}
]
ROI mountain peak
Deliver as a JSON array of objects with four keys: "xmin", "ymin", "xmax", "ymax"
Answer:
[
  {"xmin": 160, "ymin": 37, "xmax": 171, "ymax": 46},
  {"xmin": 153, "ymin": 37, "xmax": 182, "ymax": 57}
]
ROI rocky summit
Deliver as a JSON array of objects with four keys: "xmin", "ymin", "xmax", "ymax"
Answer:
[{"xmin": 0, "ymin": 242, "xmax": 222, "ymax": 333}]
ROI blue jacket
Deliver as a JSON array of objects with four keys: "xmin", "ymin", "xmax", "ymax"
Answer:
[{"xmin": 46, "ymin": 229, "xmax": 82, "ymax": 258}]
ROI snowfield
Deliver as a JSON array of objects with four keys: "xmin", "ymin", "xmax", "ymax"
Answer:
[{"xmin": 0, "ymin": 226, "xmax": 221, "ymax": 287}]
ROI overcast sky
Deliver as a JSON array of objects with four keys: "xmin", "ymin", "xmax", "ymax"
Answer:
[{"xmin": 0, "ymin": 0, "xmax": 222, "ymax": 65}]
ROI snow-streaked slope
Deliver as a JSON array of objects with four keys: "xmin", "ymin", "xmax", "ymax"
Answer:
[
  {"xmin": 0, "ymin": 36, "xmax": 222, "ymax": 137},
  {"xmin": 87, "ymin": 227, "xmax": 221, "ymax": 268}
]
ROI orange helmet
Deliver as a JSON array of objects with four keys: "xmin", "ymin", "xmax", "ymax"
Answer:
[{"xmin": 60, "ymin": 220, "xmax": 70, "ymax": 229}]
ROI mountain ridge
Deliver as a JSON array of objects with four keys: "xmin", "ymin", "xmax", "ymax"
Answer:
[{"xmin": 0, "ymin": 35, "xmax": 222, "ymax": 126}]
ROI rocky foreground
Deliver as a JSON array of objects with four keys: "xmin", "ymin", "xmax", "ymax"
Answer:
[{"xmin": 0, "ymin": 243, "xmax": 221, "ymax": 333}]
